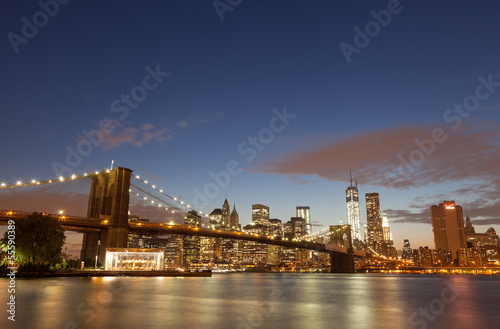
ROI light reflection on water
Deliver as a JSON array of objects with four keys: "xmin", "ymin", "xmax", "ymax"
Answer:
[{"xmin": 1, "ymin": 274, "xmax": 499, "ymax": 329}]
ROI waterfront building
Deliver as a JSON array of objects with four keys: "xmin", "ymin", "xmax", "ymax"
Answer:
[
  {"xmin": 346, "ymin": 168, "xmax": 362, "ymax": 241},
  {"xmin": 105, "ymin": 248, "xmax": 164, "ymax": 271},
  {"xmin": 430, "ymin": 201, "xmax": 466, "ymax": 261},
  {"xmin": 458, "ymin": 246, "xmax": 500, "ymax": 267},
  {"xmin": 296, "ymin": 206, "xmax": 311, "ymax": 235}
]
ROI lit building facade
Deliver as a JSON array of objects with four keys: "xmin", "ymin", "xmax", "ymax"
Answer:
[
  {"xmin": 382, "ymin": 212, "xmax": 391, "ymax": 241},
  {"xmin": 230, "ymin": 204, "xmax": 240, "ymax": 231},
  {"xmin": 431, "ymin": 201, "xmax": 466, "ymax": 260},
  {"xmin": 183, "ymin": 210, "xmax": 202, "ymax": 266},
  {"xmin": 209, "ymin": 208, "xmax": 223, "ymax": 229},
  {"xmin": 346, "ymin": 169, "xmax": 361, "ymax": 241},
  {"xmin": 296, "ymin": 206, "xmax": 311, "ymax": 235},
  {"xmin": 365, "ymin": 193, "xmax": 383, "ymax": 245},
  {"xmin": 222, "ymin": 198, "xmax": 231, "ymax": 229},
  {"xmin": 252, "ymin": 204, "xmax": 270, "ymax": 227},
  {"xmin": 105, "ymin": 248, "xmax": 164, "ymax": 271},
  {"xmin": 402, "ymin": 239, "xmax": 413, "ymax": 261}
]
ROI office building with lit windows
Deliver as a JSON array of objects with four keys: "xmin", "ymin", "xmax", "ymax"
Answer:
[
  {"xmin": 252, "ymin": 204, "xmax": 270, "ymax": 226},
  {"xmin": 431, "ymin": 201, "xmax": 466, "ymax": 260},
  {"xmin": 365, "ymin": 193, "xmax": 383, "ymax": 246},
  {"xmin": 296, "ymin": 206, "xmax": 311, "ymax": 235}
]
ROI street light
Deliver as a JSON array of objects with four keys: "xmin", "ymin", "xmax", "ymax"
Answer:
[{"xmin": 95, "ymin": 240, "xmax": 100, "ymax": 270}]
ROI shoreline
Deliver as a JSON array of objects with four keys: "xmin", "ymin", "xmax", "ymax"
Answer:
[{"xmin": 0, "ymin": 269, "xmax": 211, "ymax": 278}]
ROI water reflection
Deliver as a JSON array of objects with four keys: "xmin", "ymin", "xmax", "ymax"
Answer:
[{"xmin": 0, "ymin": 274, "xmax": 499, "ymax": 329}]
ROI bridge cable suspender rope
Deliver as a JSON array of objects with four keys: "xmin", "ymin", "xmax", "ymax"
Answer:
[{"xmin": 129, "ymin": 183, "xmax": 185, "ymax": 214}]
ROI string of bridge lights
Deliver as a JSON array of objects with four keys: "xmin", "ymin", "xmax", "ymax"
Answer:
[
  {"xmin": 131, "ymin": 175, "xmax": 209, "ymax": 217},
  {"xmin": 0, "ymin": 169, "xmax": 208, "ymax": 217},
  {"xmin": 0, "ymin": 170, "xmax": 106, "ymax": 189}
]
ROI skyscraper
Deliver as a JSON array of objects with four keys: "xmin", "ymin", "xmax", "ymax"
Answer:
[
  {"xmin": 345, "ymin": 167, "xmax": 361, "ymax": 241},
  {"xmin": 296, "ymin": 206, "xmax": 311, "ymax": 235},
  {"xmin": 183, "ymin": 210, "xmax": 201, "ymax": 266},
  {"xmin": 365, "ymin": 192, "xmax": 383, "ymax": 245},
  {"xmin": 381, "ymin": 212, "xmax": 391, "ymax": 241},
  {"xmin": 230, "ymin": 204, "xmax": 240, "ymax": 231},
  {"xmin": 402, "ymin": 239, "xmax": 412, "ymax": 261},
  {"xmin": 252, "ymin": 204, "xmax": 270, "ymax": 226},
  {"xmin": 209, "ymin": 208, "xmax": 223, "ymax": 229},
  {"xmin": 222, "ymin": 198, "xmax": 230, "ymax": 229},
  {"xmin": 464, "ymin": 214, "xmax": 475, "ymax": 235},
  {"xmin": 431, "ymin": 201, "xmax": 466, "ymax": 260}
]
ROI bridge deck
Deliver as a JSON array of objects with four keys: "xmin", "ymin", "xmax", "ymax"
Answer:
[{"xmin": 0, "ymin": 210, "xmax": 366, "ymax": 256}]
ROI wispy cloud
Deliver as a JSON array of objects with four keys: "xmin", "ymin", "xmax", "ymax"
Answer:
[
  {"xmin": 98, "ymin": 120, "xmax": 174, "ymax": 150},
  {"xmin": 174, "ymin": 109, "xmax": 223, "ymax": 128},
  {"xmin": 255, "ymin": 121, "xmax": 499, "ymax": 188},
  {"xmin": 254, "ymin": 120, "xmax": 500, "ymax": 225}
]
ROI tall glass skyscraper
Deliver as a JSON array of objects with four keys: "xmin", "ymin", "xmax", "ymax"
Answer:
[
  {"xmin": 296, "ymin": 206, "xmax": 311, "ymax": 235},
  {"xmin": 365, "ymin": 192, "xmax": 383, "ymax": 245},
  {"xmin": 345, "ymin": 167, "xmax": 361, "ymax": 241}
]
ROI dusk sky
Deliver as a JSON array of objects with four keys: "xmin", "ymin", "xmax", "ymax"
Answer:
[{"xmin": 1, "ymin": 1, "xmax": 499, "ymax": 255}]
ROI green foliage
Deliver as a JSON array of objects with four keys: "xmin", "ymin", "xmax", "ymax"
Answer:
[{"xmin": 1, "ymin": 212, "xmax": 66, "ymax": 265}]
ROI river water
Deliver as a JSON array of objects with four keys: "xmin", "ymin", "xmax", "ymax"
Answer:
[{"xmin": 1, "ymin": 273, "xmax": 499, "ymax": 329}]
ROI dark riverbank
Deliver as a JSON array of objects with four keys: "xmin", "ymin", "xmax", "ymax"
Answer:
[{"xmin": 0, "ymin": 268, "xmax": 211, "ymax": 277}]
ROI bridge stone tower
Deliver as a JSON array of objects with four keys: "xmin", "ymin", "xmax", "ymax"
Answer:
[
  {"xmin": 80, "ymin": 167, "xmax": 133, "ymax": 263},
  {"xmin": 329, "ymin": 225, "xmax": 355, "ymax": 273}
]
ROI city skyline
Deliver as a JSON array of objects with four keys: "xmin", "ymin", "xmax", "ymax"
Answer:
[{"xmin": 0, "ymin": 1, "xmax": 499, "ymax": 255}]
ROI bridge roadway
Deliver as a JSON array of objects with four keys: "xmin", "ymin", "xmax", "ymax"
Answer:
[{"xmin": 0, "ymin": 210, "xmax": 366, "ymax": 257}]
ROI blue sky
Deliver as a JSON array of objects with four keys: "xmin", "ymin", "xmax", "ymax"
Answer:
[{"xmin": 1, "ymin": 1, "xmax": 499, "ymax": 254}]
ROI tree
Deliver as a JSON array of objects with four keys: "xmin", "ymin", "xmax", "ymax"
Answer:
[{"xmin": 1, "ymin": 212, "xmax": 66, "ymax": 264}]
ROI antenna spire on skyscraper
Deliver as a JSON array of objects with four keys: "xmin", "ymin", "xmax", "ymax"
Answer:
[{"xmin": 349, "ymin": 165, "xmax": 352, "ymax": 187}]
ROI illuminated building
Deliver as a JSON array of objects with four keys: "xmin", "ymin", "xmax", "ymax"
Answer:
[
  {"xmin": 346, "ymin": 168, "xmax": 361, "ymax": 241},
  {"xmin": 222, "ymin": 198, "xmax": 230, "ymax": 229},
  {"xmin": 464, "ymin": 214, "xmax": 475, "ymax": 235},
  {"xmin": 365, "ymin": 193, "xmax": 383, "ymax": 246},
  {"xmin": 267, "ymin": 218, "xmax": 283, "ymax": 265},
  {"xmin": 230, "ymin": 204, "xmax": 240, "ymax": 231},
  {"xmin": 296, "ymin": 206, "xmax": 311, "ymax": 235},
  {"xmin": 252, "ymin": 204, "xmax": 270, "ymax": 227},
  {"xmin": 164, "ymin": 235, "xmax": 183, "ymax": 268},
  {"xmin": 242, "ymin": 223, "xmax": 268, "ymax": 265},
  {"xmin": 268, "ymin": 218, "xmax": 283, "ymax": 237},
  {"xmin": 430, "ymin": 201, "xmax": 466, "ymax": 261},
  {"xmin": 382, "ymin": 212, "xmax": 391, "ymax": 241},
  {"xmin": 209, "ymin": 208, "xmax": 223, "ymax": 229},
  {"xmin": 105, "ymin": 248, "xmax": 164, "ymax": 271},
  {"xmin": 183, "ymin": 210, "xmax": 202, "ymax": 266},
  {"xmin": 402, "ymin": 239, "xmax": 413, "ymax": 261},
  {"xmin": 283, "ymin": 221, "xmax": 294, "ymax": 240}
]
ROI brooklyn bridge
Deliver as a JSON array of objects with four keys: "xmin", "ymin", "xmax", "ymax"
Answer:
[{"xmin": 0, "ymin": 167, "xmax": 369, "ymax": 273}]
